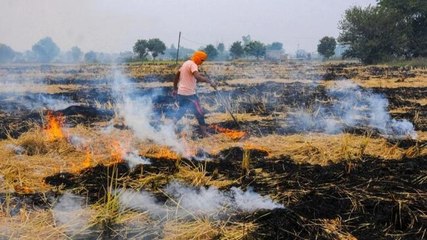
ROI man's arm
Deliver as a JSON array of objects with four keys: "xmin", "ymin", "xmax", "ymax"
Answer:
[{"xmin": 194, "ymin": 71, "xmax": 218, "ymax": 89}]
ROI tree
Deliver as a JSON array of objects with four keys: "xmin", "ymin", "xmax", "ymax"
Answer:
[
  {"xmin": 217, "ymin": 43, "xmax": 225, "ymax": 54},
  {"xmin": 0, "ymin": 43, "xmax": 15, "ymax": 63},
  {"xmin": 84, "ymin": 51, "xmax": 97, "ymax": 63},
  {"xmin": 32, "ymin": 37, "xmax": 60, "ymax": 62},
  {"xmin": 267, "ymin": 42, "xmax": 283, "ymax": 51},
  {"xmin": 133, "ymin": 39, "xmax": 148, "ymax": 59},
  {"xmin": 203, "ymin": 44, "xmax": 218, "ymax": 60},
  {"xmin": 147, "ymin": 38, "xmax": 166, "ymax": 60},
  {"xmin": 244, "ymin": 41, "xmax": 266, "ymax": 59},
  {"xmin": 229, "ymin": 41, "xmax": 244, "ymax": 59},
  {"xmin": 317, "ymin": 36, "xmax": 336, "ymax": 59},
  {"xmin": 338, "ymin": 6, "xmax": 406, "ymax": 64},
  {"xmin": 70, "ymin": 46, "xmax": 82, "ymax": 62},
  {"xmin": 242, "ymin": 35, "xmax": 251, "ymax": 46},
  {"xmin": 378, "ymin": 0, "xmax": 427, "ymax": 57}
]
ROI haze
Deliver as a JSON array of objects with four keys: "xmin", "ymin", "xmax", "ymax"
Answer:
[{"xmin": 1, "ymin": 0, "xmax": 377, "ymax": 53}]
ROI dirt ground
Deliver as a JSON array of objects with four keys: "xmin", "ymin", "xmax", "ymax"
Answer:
[{"xmin": 0, "ymin": 61, "xmax": 426, "ymax": 239}]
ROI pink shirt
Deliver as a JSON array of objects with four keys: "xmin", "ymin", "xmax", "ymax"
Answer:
[{"xmin": 177, "ymin": 60, "xmax": 198, "ymax": 95}]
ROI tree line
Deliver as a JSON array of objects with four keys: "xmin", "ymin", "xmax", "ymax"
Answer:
[
  {"xmin": 1, "ymin": 0, "xmax": 424, "ymax": 64},
  {"xmin": 338, "ymin": 0, "xmax": 427, "ymax": 64}
]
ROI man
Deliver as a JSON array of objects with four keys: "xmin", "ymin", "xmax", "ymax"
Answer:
[{"xmin": 173, "ymin": 50, "xmax": 216, "ymax": 137}]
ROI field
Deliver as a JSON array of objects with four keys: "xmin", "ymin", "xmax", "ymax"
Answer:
[{"xmin": 0, "ymin": 61, "xmax": 426, "ymax": 239}]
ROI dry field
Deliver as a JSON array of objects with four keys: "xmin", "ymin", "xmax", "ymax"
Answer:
[{"xmin": 0, "ymin": 61, "xmax": 426, "ymax": 239}]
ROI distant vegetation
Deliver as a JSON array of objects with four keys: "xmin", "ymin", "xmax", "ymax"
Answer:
[
  {"xmin": 338, "ymin": 0, "xmax": 427, "ymax": 64},
  {"xmin": 0, "ymin": 0, "xmax": 424, "ymax": 65}
]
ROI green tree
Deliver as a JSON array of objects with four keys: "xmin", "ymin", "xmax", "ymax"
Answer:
[
  {"xmin": 338, "ymin": 6, "xmax": 405, "ymax": 64},
  {"xmin": 217, "ymin": 43, "xmax": 225, "ymax": 54},
  {"xmin": 133, "ymin": 39, "xmax": 148, "ymax": 59},
  {"xmin": 317, "ymin": 36, "xmax": 336, "ymax": 59},
  {"xmin": 70, "ymin": 46, "xmax": 82, "ymax": 62},
  {"xmin": 229, "ymin": 41, "xmax": 244, "ymax": 59},
  {"xmin": 203, "ymin": 44, "xmax": 218, "ymax": 60},
  {"xmin": 267, "ymin": 42, "xmax": 283, "ymax": 51},
  {"xmin": 84, "ymin": 51, "xmax": 97, "ymax": 63},
  {"xmin": 147, "ymin": 38, "xmax": 166, "ymax": 60},
  {"xmin": 378, "ymin": 0, "xmax": 427, "ymax": 57},
  {"xmin": 244, "ymin": 41, "xmax": 266, "ymax": 60},
  {"xmin": 32, "ymin": 37, "xmax": 60, "ymax": 63},
  {"xmin": 0, "ymin": 43, "xmax": 15, "ymax": 63}
]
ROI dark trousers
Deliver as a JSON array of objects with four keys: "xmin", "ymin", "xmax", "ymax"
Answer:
[{"xmin": 174, "ymin": 94, "xmax": 206, "ymax": 126}]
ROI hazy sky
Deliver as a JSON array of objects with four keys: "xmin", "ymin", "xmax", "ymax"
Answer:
[{"xmin": 1, "ymin": 0, "xmax": 377, "ymax": 54}]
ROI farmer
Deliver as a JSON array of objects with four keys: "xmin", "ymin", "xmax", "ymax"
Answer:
[{"xmin": 173, "ymin": 50, "xmax": 217, "ymax": 137}]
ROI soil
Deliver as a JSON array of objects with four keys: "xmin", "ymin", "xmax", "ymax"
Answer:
[{"xmin": 1, "ymin": 62, "xmax": 426, "ymax": 239}]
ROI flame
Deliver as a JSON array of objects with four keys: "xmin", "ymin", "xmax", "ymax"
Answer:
[
  {"xmin": 83, "ymin": 148, "xmax": 92, "ymax": 168},
  {"xmin": 44, "ymin": 112, "xmax": 64, "ymax": 141},
  {"xmin": 243, "ymin": 142, "xmax": 270, "ymax": 154},
  {"xmin": 145, "ymin": 146, "xmax": 179, "ymax": 160},
  {"xmin": 111, "ymin": 141, "xmax": 126, "ymax": 163},
  {"xmin": 212, "ymin": 124, "xmax": 247, "ymax": 141}
]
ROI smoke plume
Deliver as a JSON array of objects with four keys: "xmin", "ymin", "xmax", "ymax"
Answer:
[
  {"xmin": 111, "ymin": 69, "xmax": 186, "ymax": 154},
  {"xmin": 288, "ymin": 81, "xmax": 417, "ymax": 139}
]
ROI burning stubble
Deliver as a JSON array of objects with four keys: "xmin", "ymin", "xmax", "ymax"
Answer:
[{"xmin": 287, "ymin": 81, "xmax": 417, "ymax": 139}]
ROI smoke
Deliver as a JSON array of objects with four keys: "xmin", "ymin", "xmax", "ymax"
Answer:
[
  {"xmin": 111, "ymin": 69, "xmax": 186, "ymax": 154},
  {"xmin": 52, "ymin": 192, "xmax": 92, "ymax": 236},
  {"xmin": 123, "ymin": 151, "xmax": 151, "ymax": 168},
  {"xmin": 231, "ymin": 187, "xmax": 284, "ymax": 211},
  {"xmin": 117, "ymin": 181, "xmax": 283, "ymax": 220},
  {"xmin": 116, "ymin": 188, "xmax": 167, "ymax": 219},
  {"xmin": 0, "ymin": 92, "xmax": 76, "ymax": 112},
  {"xmin": 287, "ymin": 81, "xmax": 417, "ymax": 139},
  {"xmin": 164, "ymin": 181, "xmax": 231, "ymax": 216}
]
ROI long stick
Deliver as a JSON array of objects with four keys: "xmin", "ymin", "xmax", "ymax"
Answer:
[
  {"xmin": 175, "ymin": 31, "xmax": 181, "ymax": 65},
  {"xmin": 214, "ymin": 89, "xmax": 240, "ymax": 127},
  {"xmin": 204, "ymin": 72, "xmax": 240, "ymax": 127}
]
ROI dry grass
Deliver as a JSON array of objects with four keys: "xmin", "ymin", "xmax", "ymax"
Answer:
[
  {"xmin": 163, "ymin": 217, "xmax": 258, "ymax": 240},
  {"xmin": 0, "ymin": 208, "xmax": 66, "ymax": 240},
  {"xmin": 174, "ymin": 162, "xmax": 237, "ymax": 188}
]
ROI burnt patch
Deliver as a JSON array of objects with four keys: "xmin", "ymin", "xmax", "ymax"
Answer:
[{"xmin": 54, "ymin": 105, "xmax": 114, "ymax": 125}]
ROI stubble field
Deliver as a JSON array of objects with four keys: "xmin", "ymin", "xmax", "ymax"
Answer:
[{"xmin": 0, "ymin": 61, "xmax": 426, "ymax": 239}]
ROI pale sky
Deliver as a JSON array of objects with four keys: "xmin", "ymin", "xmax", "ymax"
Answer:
[{"xmin": 1, "ymin": 0, "xmax": 377, "ymax": 54}]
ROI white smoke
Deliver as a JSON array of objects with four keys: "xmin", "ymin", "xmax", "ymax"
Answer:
[
  {"xmin": 68, "ymin": 135, "xmax": 89, "ymax": 150},
  {"xmin": 111, "ymin": 70, "xmax": 186, "ymax": 154},
  {"xmin": 164, "ymin": 181, "xmax": 231, "ymax": 216},
  {"xmin": 53, "ymin": 192, "xmax": 92, "ymax": 236},
  {"xmin": 116, "ymin": 188, "xmax": 167, "ymax": 219},
  {"xmin": 288, "ymin": 81, "xmax": 417, "ymax": 139},
  {"xmin": 117, "ymin": 181, "xmax": 283, "ymax": 220},
  {"xmin": 124, "ymin": 151, "xmax": 151, "ymax": 168},
  {"xmin": 231, "ymin": 187, "xmax": 284, "ymax": 211}
]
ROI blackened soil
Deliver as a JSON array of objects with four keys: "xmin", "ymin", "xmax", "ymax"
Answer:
[{"xmin": 45, "ymin": 158, "xmax": 178, "ymax": 204}]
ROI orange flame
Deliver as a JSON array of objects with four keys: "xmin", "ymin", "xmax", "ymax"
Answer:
[
  {"xmin": 111, "ymin": 141, "xmax": 126, "ymax": 163},
  {"xmin": 82, "ymin": 148, "xmax": 92, "ymax": 168},
  {"xmin": 212, "ymin": 124, "xmax": 247, "ymax": 141},
  {"xmin": 44, "ymin": 112, "xmax": 64, "ymax": 141},
  {"xmin": 145, "ymin": 146, "xmax": 179, "ymax": 160},
  {"xmin": 243, "ymin": 142, "xmax": 270, "ymax": 154}
]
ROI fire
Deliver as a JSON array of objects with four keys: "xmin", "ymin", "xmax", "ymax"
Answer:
[
  {"xmin": 82, "ymin": 148, "xmax": 92, "ymax": 168},
  {"xmin": 145, "ymin": 146, "xmax": 179, "ymax": 160},
  {"xmin": 211, "ymin": 124, "xmax": 247, "ymax": 141},
  {"xmin": 243, "ymin": 142, "xmax": 270, "ymax": 155},
  {"xmin": 44, "ymin": 112, "xmax": 64, "ymax": 141},
  {"xmin": 111, "ymin": 141, "xmax": 126, "ymax": 163}
]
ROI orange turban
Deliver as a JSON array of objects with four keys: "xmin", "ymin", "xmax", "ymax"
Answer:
[{"xmin": 191, "ymin": 51, "xmax": 208, "ymax": 65}]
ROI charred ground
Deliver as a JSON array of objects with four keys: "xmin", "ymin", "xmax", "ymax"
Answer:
[{"xmin": 0, "ymin": 62, "xmax": 426, "ymax": 239}]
